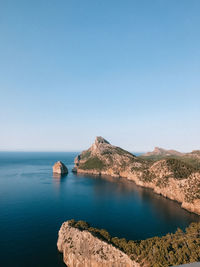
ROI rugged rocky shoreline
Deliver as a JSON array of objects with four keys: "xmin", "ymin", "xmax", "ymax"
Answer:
[
  {"xmin": 57, "ymin": 219, "xmax": 200, "ymax": 267},
  {"xmin": 73, "ymin": 137, "xmax": 200, "ymax": 215},
  {"xmin": 57, "ymin": 221, "xmax": 139, "ymax": 267}
]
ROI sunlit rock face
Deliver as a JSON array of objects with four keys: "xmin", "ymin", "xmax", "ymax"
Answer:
[
  {"xmin": 53, "ymin": 161, "xmax": 68, "ymax": 175},
  {"xmin": 57, "ymin": 221, "xmax": 140, "ymax": 267},
  {"xmin": 73, "ymin": 137, "xmax": 200, "ymax": 215}
]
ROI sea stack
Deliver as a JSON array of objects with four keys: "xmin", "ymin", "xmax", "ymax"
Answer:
[{"xmin": 53, "ymin": 161, "xmax": 68, "ymax": 175}]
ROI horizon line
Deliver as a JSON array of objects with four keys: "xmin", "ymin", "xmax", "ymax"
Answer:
[{"xmin": 0, "ymin": 150, "xmax": 146, "ymax": 153}]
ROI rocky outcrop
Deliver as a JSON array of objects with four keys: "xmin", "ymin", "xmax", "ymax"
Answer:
[
  {"xmin": 57, "ymin": 221, "xmax": 140, "ymax": 267},
  {"xmin": 53, "ymin": 161, "xmax": 68, "ymax": 175},
  {"xmin": 73, "ymin": 137, "xmax": 200, "ymax": 215}
]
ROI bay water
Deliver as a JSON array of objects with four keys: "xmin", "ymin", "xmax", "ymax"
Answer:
[{"xmin": 0, "ymin": 152, "xmax": 199, "ymax": 267}]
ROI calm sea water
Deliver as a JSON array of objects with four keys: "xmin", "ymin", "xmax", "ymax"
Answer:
[{"xmin": 0, "ymin": 152, "xmax": 199, "ymax": 267}]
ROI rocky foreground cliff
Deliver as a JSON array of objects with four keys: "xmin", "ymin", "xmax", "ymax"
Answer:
[
  {"xmin": 58, "ymin": 219, "xmax": 200, "ymax": 267},
  {"xmin": 73, "ymin": 137, "xmax": 200, "ymax": 215},
  {"xmin": 57, "ymin": 220, "xmax": 139, "ymax": 267}
]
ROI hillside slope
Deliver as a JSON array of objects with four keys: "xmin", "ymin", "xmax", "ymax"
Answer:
[{"xmin": 142, "ymin": 147, "xmax": 184, "ymax": 157}]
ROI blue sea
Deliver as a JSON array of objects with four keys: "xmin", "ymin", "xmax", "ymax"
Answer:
[{"xmin": 0, "ymin": 152, "xmax": 199, "ymax": 267}]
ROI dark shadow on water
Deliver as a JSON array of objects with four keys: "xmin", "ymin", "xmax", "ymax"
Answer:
[
  {"xmin": 74, "ymin": 172, "xmax": 200, "ymax": 237},
  {"xmin": 53, "ymin": 173, "xmax": 68, "ymax": 179},
  {"xmin": 52, "ymin": 173, "xmax": 68, "ymax": 192}
]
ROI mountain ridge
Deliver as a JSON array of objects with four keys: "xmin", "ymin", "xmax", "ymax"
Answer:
[{"xmin": 73, "ymin": 137, "xmax": 200, "ymax": 215}]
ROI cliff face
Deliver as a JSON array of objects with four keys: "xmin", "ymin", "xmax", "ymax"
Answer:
[
  {"xmin": 58, "ymin": 220, "xmax": 200, "ymax": 267},
  {"xmin": 73, "ymin": 137, "xmax": 200, "ymax": 215},
  {"xmin": 57, "ymin": 221, "xmax": 140, "ymax": 267}
]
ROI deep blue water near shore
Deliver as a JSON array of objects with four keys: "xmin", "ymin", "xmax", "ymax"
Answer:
[{"xmin": 0, "ymin": 152, "xmax": 199, "ymax": 267}]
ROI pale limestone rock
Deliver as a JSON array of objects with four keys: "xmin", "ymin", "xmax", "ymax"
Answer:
[
  {"xmin": 57, "ymin": 221, "xmax": 140, "ymax": 267},
  {"xmin": 53, "ymin": 161, "xmax": 68, "ymax": 175}
]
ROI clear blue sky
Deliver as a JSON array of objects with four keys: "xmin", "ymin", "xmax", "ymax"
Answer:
[{"xmin": 0, "ymin": 0, "xmax": 200, "ymax": 152}]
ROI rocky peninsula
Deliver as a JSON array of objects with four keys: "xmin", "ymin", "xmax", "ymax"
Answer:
[{"xmin": 73, "ymin": 137, "xmax": 200, "ymax": 215}]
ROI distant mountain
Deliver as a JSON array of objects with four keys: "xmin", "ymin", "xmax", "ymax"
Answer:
[
  {"xmin": 187, "ymin": 150, "xmax": 200, "ymax": 159},
  {"xmin": 142, "ymin": 147, "xmax": 184, "ymax": 157},
  {"xmin": 141, "ymin": 148, "xmax": 200, "ymax": 169}
]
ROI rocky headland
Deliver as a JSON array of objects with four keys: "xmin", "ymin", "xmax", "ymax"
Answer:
[
  {"xmin": 57, "ymin": 220, "xmax": 139, "ymax": 267},
  {"xmin": 53, "ymin": 161, "xmax": 68, "ymax": 175},
  {"xmin": 57, "ymin": 219, "xmax": 200, "ymax": 267},
  {"xmin": 73, "ymin": 137, "xmax": 200, "ymax": 215}
]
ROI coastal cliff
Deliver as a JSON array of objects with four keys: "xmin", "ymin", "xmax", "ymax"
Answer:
[
  {"xmin": 57, "ymin": 220, "xmax": 139, "ymax": 267},
  {"xmin": 58, "ymin": 219, "xmax": 200, "ymax": 267},
  {"xmin": 73, "ymin": 137, "xmax": 200, "ymax": 215}
]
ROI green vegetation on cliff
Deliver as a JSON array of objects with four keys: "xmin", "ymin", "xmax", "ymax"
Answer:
[
  {"xmin": 80, "ymin": 157, "xmax": 105, "ymax": 170},
  {"xmin": 164, "ymin": 158, "xmax": 197, "ymax": 179},
  {"xmin": 68, "ymin": 219, "xmax": 200, "ymax": 267},
  {"xmin": 140, "ymin": 154, "xmax": 200, "ymax": 170},
  {"xmin": 80, "ymin": 150, "xmax": 91, "ymax": 160}
]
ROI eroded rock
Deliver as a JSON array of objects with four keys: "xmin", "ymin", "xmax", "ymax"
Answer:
[
  {"xmin": 57, "ymin": 221, "xmax": 140, "ymax": 267},
  {"xmin": 53, "ymin": 161, "xmax": 68, "ymax": 175}
]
